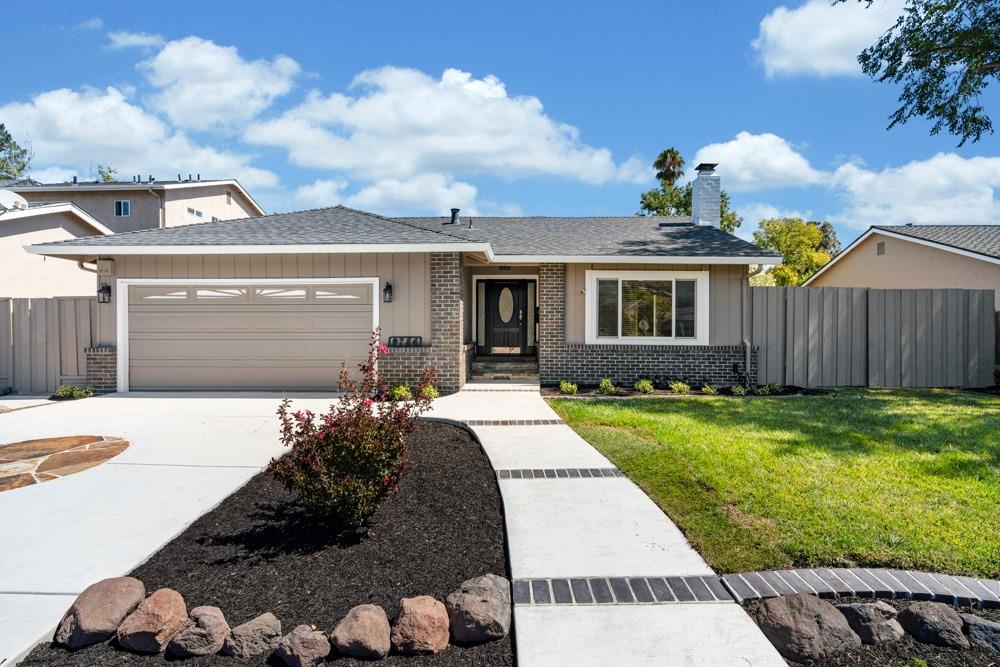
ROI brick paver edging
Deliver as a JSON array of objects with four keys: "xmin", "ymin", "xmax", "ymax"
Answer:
[
  {"xmin": 513, "ymin": 575, "xmax": 732, "ymax": 606},
  {"xmin": 723, "ymin": 568, "xmax": 1000, "ymax": 610},
  {"xmin": 463, "ymin": 419, "xmax": 563, "ymax": 426},
  {"xmin": 497, "ymin": 467, "xmax": 625, "ymax": 479}
]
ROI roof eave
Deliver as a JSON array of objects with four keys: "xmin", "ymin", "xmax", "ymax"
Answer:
[{"xmin": 27, "ymin": 242, "xmax": 495, "ymax": 258}]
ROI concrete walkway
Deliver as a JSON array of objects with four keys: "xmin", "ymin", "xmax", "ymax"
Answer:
[{"xmin": 430, "ymin": 383, "xmax": 785, "ymax": 666}]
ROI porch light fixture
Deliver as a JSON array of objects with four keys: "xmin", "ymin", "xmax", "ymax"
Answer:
[
  {"xmin": 97, "ymin": 282, "xmax": 112, "ymax": 304},
  {"xmin": 383, "ymin": 281, "xmax": 393, "ymax": 303}
]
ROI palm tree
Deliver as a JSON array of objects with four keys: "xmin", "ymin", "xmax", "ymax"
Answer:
[{"xmin": 652, "ymin": 147, "xmax": 685, "ymax": 186}]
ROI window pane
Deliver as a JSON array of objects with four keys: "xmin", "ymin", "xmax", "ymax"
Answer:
[
  {"xmin": 622, "ymin": 281, "xmax": 672, "ymax": 337},
  {"xmin": 597, "ymin": 280, "xmax": 618, "ymax": 337},
  {"xmin": 676, "ymin": 280, "xmax": 696, "ymax": 337}
]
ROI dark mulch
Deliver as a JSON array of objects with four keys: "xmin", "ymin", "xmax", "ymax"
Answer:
[
  {"xmin": 22, "ymin": 422, "xmax": 512, "ymax": 666},
  {"xmin": 540, "ymin": 384, "xmax": 826, "ymax": 398},
  {"xmin": 747, "ymin": 597, "xmax": 1000, "ymax": 667}
]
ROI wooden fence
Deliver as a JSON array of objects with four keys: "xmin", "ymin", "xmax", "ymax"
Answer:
[
  {"xmin": 0, "ymin": 297, "xmax": 97, "ymax": 394},
  {"xmin": 751, "ymin": 287, "xmax": 996, "ymax": 388}
]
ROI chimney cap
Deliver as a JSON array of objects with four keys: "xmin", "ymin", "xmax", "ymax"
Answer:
[{"xmin": 695, "ymin": 162, "xmax": 718, "ymax": 173}]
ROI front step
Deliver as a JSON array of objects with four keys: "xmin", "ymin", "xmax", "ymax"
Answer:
[{"xmin": 470, "ymin": 356, "xmax": 539, "ymax": 383}]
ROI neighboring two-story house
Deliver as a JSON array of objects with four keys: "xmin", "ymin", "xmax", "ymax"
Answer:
[{"xmin": 1, "ymin": 177, "xmax": 263, "ymax": 297}]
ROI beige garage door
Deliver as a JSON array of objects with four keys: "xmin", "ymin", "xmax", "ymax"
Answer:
[{"xmin": 126, "ymin": 282, "xmax": 374, "ymax": 390}]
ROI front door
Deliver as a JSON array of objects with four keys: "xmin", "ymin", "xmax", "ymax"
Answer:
[{"xmin": 485, "ymin": 281, "xmax": 528, "ymax": 354}]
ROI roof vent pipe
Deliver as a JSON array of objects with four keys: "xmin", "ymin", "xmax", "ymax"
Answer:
[{"xmin": 449, "ymin": 208, "xmax": 460, "ymax": 225}]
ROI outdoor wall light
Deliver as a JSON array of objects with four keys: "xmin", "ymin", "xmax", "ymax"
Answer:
[
  {"xmin": 383, "ymin": 281, "xmax": 393, "ymax": 303},
  {"xmin": 97, "ymin": 282, "xmax": 112, "ymax": 304}
]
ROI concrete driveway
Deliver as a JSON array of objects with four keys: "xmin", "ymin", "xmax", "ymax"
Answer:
[{"xmin": 0, "ymin": 392, "xmax": 338, "ymax": 665}]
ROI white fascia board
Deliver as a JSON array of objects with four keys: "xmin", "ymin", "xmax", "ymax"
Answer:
[
  {"xmin": 492, "ymin": 254, "xmax": 781, "ymax": 265},
  {"xmin": 160, "ymin": 180, "xmax": 265, "ymax": 215},
  {"xmin": 27, "ymin": 242, "xmax": 494, "ymax": 257},
  {"xmin": 5, "ymin": 203, "xmax": 113, "ymax": 236}
]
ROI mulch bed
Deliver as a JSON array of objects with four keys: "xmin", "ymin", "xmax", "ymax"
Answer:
[
  {"xmin": 21, "ymin": 421, "xmax": 512, "ymax": 666},
  {"xmin": 747, "ymin": 597, "xmax": 1000, "ymax": 667},
  {"xmin": 540, "ymin": 384, "xmax": 825, "ymax": 398}
]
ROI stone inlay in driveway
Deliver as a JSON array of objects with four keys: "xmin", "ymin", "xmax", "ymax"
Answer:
[
  {"xmin": 0, "ymin": 435, "xmax": 129, "ymax": 491},
  {"xmin": 514, "ymin": 576, "xmax": 735, "ymax": 605},
  {"xmin": 497, "ymin": 467, "xmax": 625, "ymax": 479}
]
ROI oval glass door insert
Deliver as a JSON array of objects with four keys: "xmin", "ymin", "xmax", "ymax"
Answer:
[{"xmin": 498, "ymin": 287, "xmax": 514, "ymax": 323}]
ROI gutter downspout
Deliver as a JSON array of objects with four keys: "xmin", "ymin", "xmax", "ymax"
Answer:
[
  {"xmin": 146, "ymin": 188, "xmax": 165, "ymax": 228},
  {"xmin": 77, "ymin": 259, "xmax": 98, "ymax": 273},
  {"xmin": 742, "ymin": 264, "xmax": 764, "ymax": 388}
]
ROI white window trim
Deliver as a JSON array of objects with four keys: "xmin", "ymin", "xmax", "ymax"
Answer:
[
  {"xmin": 115, "ymin": 277, "xmax": 379, "ymax": 392},
  {"xmin": 114, "ymin": 200, "xmax": 130, "ymax": 217},
  {"xmin": 584, "ymin": 269, "xmax": 710, "ymax": 346}
]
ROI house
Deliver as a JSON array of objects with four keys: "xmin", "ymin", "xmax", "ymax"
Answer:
[
  {"xmin": 1, "ymin": 177, "xmax": 263, "ymax": 298},
  {"xmin": 0, "ymin": 203, "xmax": 113, "ymax": 297},
  {"xmin": 26, "ymin": 164, "xmax": 780, "ymax": 394},
  {"xmin": 805, "ymin": 224, "xmax": 1000, "ymax": 308}
]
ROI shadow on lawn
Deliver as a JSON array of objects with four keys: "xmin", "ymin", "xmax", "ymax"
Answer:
[{"xmin": 577, "ymin": 389, "xmax": 1000, "ymax": 480}]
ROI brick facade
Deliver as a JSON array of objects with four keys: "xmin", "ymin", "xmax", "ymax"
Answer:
[
  {"xmin": 379, "ymin": 252, "xmax": 466, "ymax": 394},
  {"xmin": 85, "ymin": 347, "xmax": 117, "ymax": 394},
  {"xmin": 537, "ymin": 263, "xmax": 756, "ymax": 388}
]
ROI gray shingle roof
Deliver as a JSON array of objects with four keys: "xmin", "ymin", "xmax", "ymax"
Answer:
[
  {"xmin": 32, "ymin": 205, "xmax": 780, "ymax": 259},
  {"xmin": 875, "ymin": 225, "xmax": 1000, "ymax": 260}
]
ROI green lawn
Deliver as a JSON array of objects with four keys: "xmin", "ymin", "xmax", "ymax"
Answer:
[{"xmin": 549, "ymin": 390, "xmax": 1000, "ymax": 578}]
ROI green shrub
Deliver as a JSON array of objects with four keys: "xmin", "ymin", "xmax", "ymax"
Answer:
[
  {"xmin": 389, "ymin": 383, "xmax": 413, "ymax": 401},
  {"xmin": 270, "ymin": 331, "xmax": 437, "ymax": 527},
  {"xmin": 906, "ymin": 660, "xmax": 929, "ymax": 667},
  {"xmin": 753, "ymin": 386, "xmax": 771, "ymax": 396},
  {"xmin": 766, "ymin": 383, "xmax": 782, "ymax": 394},
  {"xmin": 598, "ymin": 378, "xmax": 616, "ymax": 395},
  {"xmin": 53, "ymin": 385, "xmax": 94, "ymax": 400},
  {"xmin": 633, "ymin": 379, "xmax": 655, "ymax": 394},
  {"xmin": 667, "ymin": 380, "xmax": 691, "ymax": 394},
  {"xmin": 419, "ymin": 385, "xmax": 440, "ymax": 400},
  {"xmin": 559, "ymin": 380, "xmax": 579, "ymax": 395},
  {"xmin": 700, "ymin": 384, "xmax": 718, "ymax": 395},
  {"xmin": 729, "ymin": 385, "xmax": 747, "ymax": 396}
]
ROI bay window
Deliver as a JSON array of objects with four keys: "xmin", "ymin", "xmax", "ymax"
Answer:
[{"xmin": 586, "ymin": 270, "xmax": 709, "ymax": 344}]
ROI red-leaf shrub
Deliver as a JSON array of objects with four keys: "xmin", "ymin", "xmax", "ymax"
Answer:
[{"xmin": 269, "ymin": 329, "xmax": 436, "ymax": 527}]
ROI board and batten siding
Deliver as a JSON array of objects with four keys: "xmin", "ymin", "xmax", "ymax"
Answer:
[
  {"xmin": 1, "ymin": 297, "xmax": 96, "ymax": 393},
  {"xmin": 564, "ymin": 263, "xmax": 747, "ymax": 345},
  {"xmin": 95, "ymin": 253, "xmax": 431, "ymax": 347}
]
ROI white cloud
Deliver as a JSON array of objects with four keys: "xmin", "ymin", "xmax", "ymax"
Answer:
[
  {"xmin": 830, "ymin": 153, "xmax": 1000, "ymax": 228},
  {"xmin": 107, "ymin": 30, "xmax": 165, "ymax": 51},
  {"xmin": 294, "ymin": 179, "xmax": 346, "ymax": 208},
  {"xmin": 27, "ymin": 166, "xmax": 78, "ymax": 183},
  {"xmin": 693, "ymin": 131, "xmax": 825, "ymax": 191},
  {"xmin": 345, "ymin": 175, "xmax": 480, "ymax": 215},
  {"xmin": 0, "ymin": 86, "xmax": 277, "ymax": 189},
  {"xmin": 140, "ymin": 37, "xmax": 300, "ymax": 131},
  {"xmin": 75, "ymin": 18, "xmax": 103, "ymax": 31},
  {"xmin": 245, "ymin": 66, "xmax": 645, "ymax": 185},
  {"xmin": 753, "ymin": 0, "xmax": 903, "ymax": 77}
]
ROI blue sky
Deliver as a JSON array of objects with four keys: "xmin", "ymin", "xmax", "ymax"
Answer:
[{"xmin": 4, "ymin": 0, "xmax": 999, "ymax": 245}]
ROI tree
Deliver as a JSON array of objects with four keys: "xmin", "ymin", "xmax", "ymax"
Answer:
[
  {"xmin": 97, "ymin": 164, "xmax": 117, "ymax": 183},
  {"xmin": 815, "ymin": 220, "xmax": 842, "ymax": 256},
  {"xmin": 638, "ymin": 146, "xmax": 742, "ymax": 233},
  {"xmin": 840, "ymin": 0, "xmax": 1000, "ymax": 145},
  {"xmin": 752, "ymin": 218, "xmax": 839, "ymax": 286},
  {"xmin": 0, "ymin": 123, "xmax": 30, "ymax": 179}
]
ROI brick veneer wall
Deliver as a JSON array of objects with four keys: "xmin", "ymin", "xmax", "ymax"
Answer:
[
  {"xmin": 85, "ymin": 347, "xmax": 117, "ymax": 394},
  {"xmin": 537, "ymin": 263, "xmax": 757, "ymax": 387},
  {"xmin": 380, "ymin": 252, "xmax": 466, "ymax": 394}
]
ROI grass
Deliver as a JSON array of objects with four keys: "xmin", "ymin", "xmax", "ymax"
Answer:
[{"xmin": 549, "ymin": 389, "xmax": 1000, "ymax": 578}]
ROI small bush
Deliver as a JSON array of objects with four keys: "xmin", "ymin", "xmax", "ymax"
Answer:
[
  {"xmin": 753, "ymin": 386, "xmax": 771, "ymax": 396},
  {"xmin": 559, "ymin": 380, "xmax": 579, "ymax": 395},
  {"xmin": 419, "ymin": 385, "xmax": 440, "ymax": 400},
  {"xmin": 766, "ymin": 383, "xmax": 782, "ymax": 394},
  {"xmin": 700, "ymin": 384, "xmax": 718, "ymax": 395},
  {"xmin": 729, "ymin": 385, "xmax": 747, "ymax": 396},
  {"xmin": 633, "ymin": 379, "xmax": 655, "ymax": 394},
  {"xmin": 389, "ymin": 383, "xmax": 413, "ymax": 401},
  {"xmin": 667, "ymin": 380, "xmax": 691, "ymax": 394},
  {"xmin": 53, "ymin": 385, "xmax": 93, "ymax": 400},
  {"xmin": 598, "ymin": 378, "xmax": 617, "ymax": 395},
  {"xmin": 270, "ymin": 330, "xmax": 436, "ymax": 527}
]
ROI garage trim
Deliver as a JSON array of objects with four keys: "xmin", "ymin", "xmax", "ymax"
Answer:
[{"xmin": 115, "ymin": 277, "xmax": 380, "ymax": 392}]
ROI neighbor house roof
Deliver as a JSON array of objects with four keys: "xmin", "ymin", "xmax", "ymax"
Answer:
[
  {"xmin": 1, "ymin": 202, "xmax": 113, "ymax": 236},
  {"xmin": 9, "ymin": 178, "xmax": 266, "ymax": 216},
  {"xmin": 804, "ymin": 224, "xmax": 1000, "ymax": 285},
  {"xmin": 27, "ymin": 205, "xmax": 781, "ymax": 264}
]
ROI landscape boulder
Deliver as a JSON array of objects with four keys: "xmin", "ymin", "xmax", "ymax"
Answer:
[
  {"xmin": 272, "ymin": 624, "xmax": 330, "ymax": 667},
  {"xmin": 836, "ymin": 601, "xmax": 904, "ymax": 644},
  {"xmin": 752, "ymin": 592, "xmax": 861, "ymax": 661},
  {"xmin": 962, "ymin": 613, "xmax": 1000, "ymax": 653},
  {"xmin": 116, "ymin": 588, "xmax": 188, "ymax": 653},
  {"xmin": 445, "ymin": 573, "xmax": 512, "ymax": 644},
  {"xmin": 329, "ymin": 604, "xmax": 391, "ymax": 659},
  {"xmin": 898, "ymin": 601, "xmax": 970, "ymax": 649},
  {"xmin": 222, "ymin": 612, "xmax": 282, "ymax": 659},
  {"xmin": 54, "ymin": 577, "xmax": 145, "ymax": 649},
  {"xmin": 167, "ymin": 605, "xmax": 230, "ymax": 657},
  {"xmin": 391, "ymin": 596, "xmax": 450, "ymax": 655}
]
